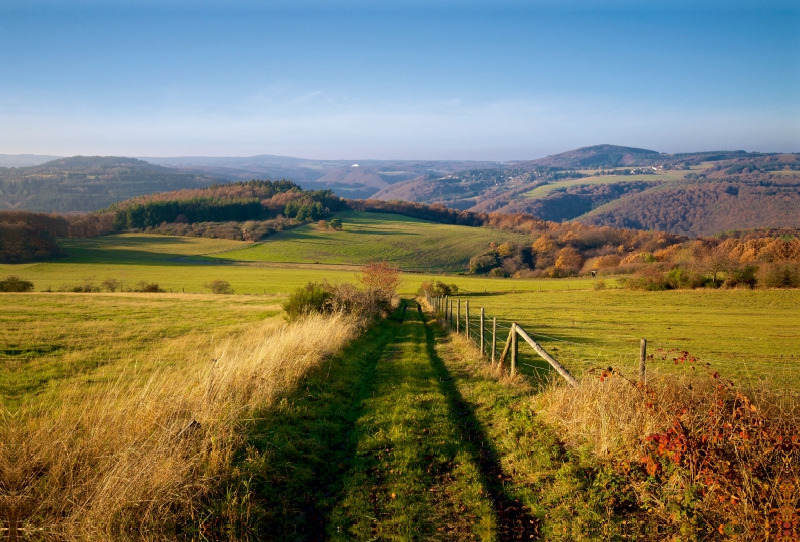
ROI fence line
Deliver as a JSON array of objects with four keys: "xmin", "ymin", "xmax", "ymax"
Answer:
[{"xmin": 424, "ymin": 292, "xmax": 648, "ymax": 388}]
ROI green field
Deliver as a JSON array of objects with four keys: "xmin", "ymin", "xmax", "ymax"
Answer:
[
  {"xmin": 211, "ymin": 211, "xmax": 528, "ymax": 271},
  {"xmin": 441, "ymin": 288, "xmax": 800, "ymax": 386},
  {"xmin": 1, "ymin": 292, "xmax": 282, "ymax": 410},
  {"xmin": 1, "ymin": 232, "xmax": 603, "ymax": 295},
  {"xmin": 4, "ymin": 224, "xmax": 799, "ymax": 537},
  {"xmin": 524, "ymin": 167, "xmax": 700, "ymax": 199}
]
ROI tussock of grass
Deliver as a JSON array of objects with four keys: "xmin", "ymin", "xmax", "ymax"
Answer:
[{"xmin": 0, "ymin": 313, "xmax": 358, "ymax": 537}]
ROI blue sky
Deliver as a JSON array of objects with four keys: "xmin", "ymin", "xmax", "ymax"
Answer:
[{"xmin": 1, "ymin": 1, "xmax": 798, "ymax": 159}]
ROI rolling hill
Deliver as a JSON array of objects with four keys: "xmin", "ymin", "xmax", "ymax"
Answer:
[
  {"xmin": 374, "ymin": 147, "xmax": 800, "ymax": 236},
  {"xmin": 209, "ymin": 211, "xmax": 529, "ymax": 272},
  {"xmin": 0, "ymin": 156, "xmax": 224, "ymax": 212},
  {"xmin": 581, "ymin": 178, "xmax": 800, "ymax": 236}
]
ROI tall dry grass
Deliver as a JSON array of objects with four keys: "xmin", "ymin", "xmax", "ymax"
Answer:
[
  {"xmin": 538, "ymin": 362, "xmax": 800, "ymax": 538},
  {"xmin": 0, "ymin": 313, "xmax": 358, "ymax": 538}
]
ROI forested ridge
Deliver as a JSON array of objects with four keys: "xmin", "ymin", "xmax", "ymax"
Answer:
[
  {"xmin": 583, "ymin": 178, "xmax": 800, "ymax": 236},
  {"xmin": 0, "ymin": 156, "xmax": 221, "ymax": 212}
]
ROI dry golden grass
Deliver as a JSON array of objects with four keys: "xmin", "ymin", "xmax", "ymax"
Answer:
[
  {"xmin": 0, "ymin": 312, "xmax": 358, "ymax": 538},
  {"xmin": 537, "ymin": 364, "xmax": 800, "ymax": 537}
]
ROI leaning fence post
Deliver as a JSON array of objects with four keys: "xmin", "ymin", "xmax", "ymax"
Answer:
[
  {"xmin": 457, "ymin": 299, "xmax": 461, "ymax": 334},
  {"xmin": 491, "ymin": 317, "xmax": 497, "ymax": 364},
  {"xmin": 511, "ymin": 323, "xmax": 518, "ymax": 376},
  {"xmin": 480, "ymin": 307, "xmax": 485, "ymax": 356},
  {"xmin": 498, "ymin": 326, "xmax": 514, "ymax": 370},
  {"xmin": 465, "ymin": 300, "xmax": 470, "ymax": 340},
  {"xmin": 639, "ymin": 338, "xmax": 647, "ymax": 384}
]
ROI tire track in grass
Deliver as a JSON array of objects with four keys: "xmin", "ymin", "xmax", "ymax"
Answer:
[
  {"xmin": 417, "ymin": 302, "xmax": 541, "ymax": 541},
  {"xmin": 329, "ymin": 300, "xmax": 494, "ymax": 540},
  {"xmin": 329, "ymin": 301, "xmax": 537, "ymax": 541}
]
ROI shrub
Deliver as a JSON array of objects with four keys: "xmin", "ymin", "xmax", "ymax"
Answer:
[
  {"xmin": 204, "ymin": 280, "xmax": 234, "ymax": 295},
  {"xmin": 134, "ymin": 282, "xmax": 164, "ymax": 293},
  {"xmin": 101, "ymin": 278, "xmax": 120, "ymax": 292},
  {"xmin": 540, "ymin": 355, "xmax": 798, "ymax": 537},
  {"xmin": 593, "ymin": 279, "xmax": 606, "ymax": 290},
  {"xmin": 469, "ymin": 253, "xmax": 499, "ymax": 274},
  {"xmin": 58, "ymin": 281, "xmax": 101, "ymax": 293},
  {"xmin": 488, "ymin": 267, "xmax": 506, "ymax": 278},
  {"xmin": 329, "ymin": 218, "xmax": 343, "ymax": 230},
  {"xmin": 282, "ymin": 282, "xmax": 333, "ymax": 320},
  {"xmin": 356, "ymin": 262, "xmax": 401, "ymax": 306},
  {"xmin": 0, "ymin": 275, "xmax": 34, "ymax": 292},
  {"xmin": 724, "ymin": 265, "xmax": 758, "ymax": 288},
  {"xmin": 418, "ymin": 280, "xmax": 459, "ymax": 297},
  {"xmin": 758, "ymin": 262, "xmax": 800, "ymax": 288}
]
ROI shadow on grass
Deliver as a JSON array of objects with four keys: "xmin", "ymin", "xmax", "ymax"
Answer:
[
  {"xmin": 213, "ymin": 309, "xmax": 406, "ymax": 541},
  {"xmin": 417, "ymin": 302, "xmax": 540, "ymax": 540}
]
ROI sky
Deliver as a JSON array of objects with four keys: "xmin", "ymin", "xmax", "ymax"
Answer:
[{"xmin": 1, "ymin": 0, "xmax": 798, "ymax": 160}]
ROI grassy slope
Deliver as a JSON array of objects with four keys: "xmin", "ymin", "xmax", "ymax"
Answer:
[
  {"xmin": 0, "ymin": 293, "xmax": 281, "ymax": 410},
  {"xmin": 211, "ymin": 212, "xmax": 528, "ymax": 272},
  {"xmin": 523, "ymin": 164, "xmax": 707, "ymax": 200},
  {"xmin": 222, "ymin": 302, "xmax": 634, "ymax": 540},
  {"xmin": 442, "ymin": 288, "xmax": 800, "ymax": 386}
]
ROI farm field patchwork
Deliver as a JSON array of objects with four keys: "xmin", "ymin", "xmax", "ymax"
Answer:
[{"xmin": 524, "ymin": 167, "xmax": 701, "ymax": 199}]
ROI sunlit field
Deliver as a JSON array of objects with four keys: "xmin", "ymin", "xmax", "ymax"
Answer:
[{"xmin": 440, "ymin": 288, "xmax": 800, "ymax": 386}]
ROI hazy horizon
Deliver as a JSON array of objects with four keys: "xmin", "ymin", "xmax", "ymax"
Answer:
[{"xmin": 2, "ymin": 0, "xmax": 798, "ymax": 159}]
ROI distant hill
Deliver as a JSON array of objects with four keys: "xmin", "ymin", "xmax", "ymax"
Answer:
[
  {"xmin": 518, "ymin": 144, "xmax": 664, "ymax": 169},
  {"xmin": 582, "ymin": 178, "xmax": 800, "ymax": 237},
  {"xmin": 0, "ymin": 156, "xmax": 225, "ymax": 213},
  {"xmin": 0, "ymin": 154, "xmax": 63, "ymax": 167},
  {"xmin": 141, "ymin": 155, "xmax": 502, "ymax": 200},
  {"xmin": 374, "ymin": 147, "xmax": 800, "ymax": 236}
]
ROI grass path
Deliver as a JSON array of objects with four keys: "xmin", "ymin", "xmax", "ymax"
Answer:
[{"xmin": 220, "ymin": 302, "xmax": 637, "ymax": 540}]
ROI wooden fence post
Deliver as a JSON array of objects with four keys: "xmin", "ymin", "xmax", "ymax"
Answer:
[
  {"xmin": 491, "ymin": 317, "xmax": 497, "ymax": 364},
  {"xmin": 480, "ymin": 307, "xmax": 485, "ymax": 356},
  {"xmin": 457, "ymin": 299, "xmax": 461, "ymax": 333},
  {"xmin": 514, "ymin": 326, "xmax": 579, "ymax": 388},
  {"xmin": 465, "ymin": 300, "xmax": 470, "ymax": 340},
  {"xmin": 511, "ymin": 323, "xmax": 518, "ymax": 376},
  {"xmin": 498, "ymin": 327, "xmax": 515, "ymax": 370},
  {"xmin": 639, "ymin": 338, "xmax": 647, "ymax": 384}
]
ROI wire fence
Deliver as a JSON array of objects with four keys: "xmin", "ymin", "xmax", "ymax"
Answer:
[{"xmin": 423, "ymin": 292, "xmax": 649, "ymax": 388}]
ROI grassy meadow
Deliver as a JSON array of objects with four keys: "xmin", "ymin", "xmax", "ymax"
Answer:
[
  {"xmin": 441, "ymin": 288, "xmax": 800, "ymax": 386},
  {"xmin": 0, "ymin": 231, "xmax": 603, "ymax": 294},
  {"xmin": 211, "ymin": 211, "xmax": 529, "ymax": 271},
  {"xmin": 2, "ymin": 223, "xmax": 799, "ymax": 538},
  {"xmin": 0, "ymin": 293, "xmax": 283, "ymax": 410},
  {"xmin": 524, "ymin": 166, "xmax": 701, "ymax": 199}
]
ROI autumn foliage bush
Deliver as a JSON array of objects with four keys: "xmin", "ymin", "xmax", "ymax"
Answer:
[
  {"xmin": 541, "ymin": 353, "xmax": 799, "ymax": 539},
  {"xmin": 282, "ymin": 262, "xmax": 401, "ymax": 321}
]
